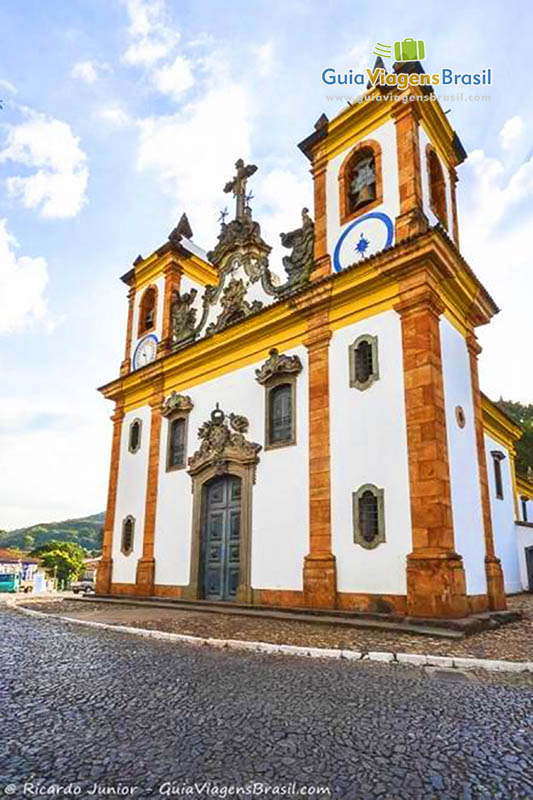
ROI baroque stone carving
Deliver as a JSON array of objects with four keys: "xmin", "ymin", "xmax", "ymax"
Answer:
[
  {"xmin": 205, "ymin": 277, "xmax": 263, "ymax": 336},
  {"xmin": 188, "ymin": 404, "xmax": 261, "ymax": 478},
  {"xmin": 162, "ymin": 392, "xmax": 194, "ymax": 417},
  {"xmin": 260, "ymin": 210, "xmax": 314, "ymax": 297},
  {"xmin": 170, "ymin": 288, "xmax": 198, "ymax": 344},
  {"xmin": 255, "ymin": 348, "xmax": 303, "ymax": 386},
  {"xmin": 280, "ymin": 208, "xmax": 315, "ymax": 286}
]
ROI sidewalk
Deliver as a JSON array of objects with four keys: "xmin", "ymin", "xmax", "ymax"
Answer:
[{"xmin": 20, "ymin": 593, "xmax": 533, "ymax": 663}]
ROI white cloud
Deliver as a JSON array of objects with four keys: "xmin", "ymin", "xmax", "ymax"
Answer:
[
  {"xmin": 0, "ymin": 219, "xmax": 48, "ymax": 334},
  {"xmin": 122, "ymin": 0, "xmax": 178, "ymax": 65},
  {"xmin": 98, "ymin": 106, "xmax": 132, "ymax": 127},
  {"xmin": 72, "ymin": 59, "xmax": 109, "ymax": 84},
  {"xmin": 152, "ymin": 55, "xmax": 194, "ymax": 99},
  {"xmin": 499, "ymin": 115, "xmax": 524, "ymax": 150},
  {"xmin": 461, "ymin": 144, "xmax": 533, "ymax": 402},
  {"xmin": 257, "ymin": 168, "xmax": 313, "ymax": 272},
  {"xmin": 137, "ymin": 83, "xmax": 254, "ymax": 247},
  {"xmin": 253, "ymin": 42, "xmax": 276, "ymax": 78},
  {"xmin": 0, "ymin": 78, "xmax": 17, "ymax": 95},
  {"xmin": 0, "ymin": 109, "xmax": 88, "ymax": 218}
]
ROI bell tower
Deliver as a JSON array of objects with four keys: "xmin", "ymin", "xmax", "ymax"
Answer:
[{"xmin": 299, "ymin": 62, "xmax": 466, "ymax": 278}]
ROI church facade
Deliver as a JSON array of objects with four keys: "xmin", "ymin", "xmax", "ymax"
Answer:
[{"xmin": 97, "ymin": 65, "xmax": 531, "ymax": 619}]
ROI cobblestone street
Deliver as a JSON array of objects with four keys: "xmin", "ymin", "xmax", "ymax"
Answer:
[{"xmin": 1, "ymin": 606, "xmax": 532, "ymax": 800}]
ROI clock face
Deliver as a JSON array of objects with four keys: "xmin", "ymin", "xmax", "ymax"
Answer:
[{"xmin": 133, "ymin": 334, "xmax": 158, "ymax": 370}]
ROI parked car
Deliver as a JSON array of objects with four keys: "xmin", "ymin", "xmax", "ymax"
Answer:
[{"xmin": 71, "ymin": 581, "xmax": 95, "ymax": 595}]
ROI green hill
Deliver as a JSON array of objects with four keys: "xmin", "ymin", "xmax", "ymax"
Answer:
[{"xmin": 0, "ymin": 512, "xmax": 104, "ymax": 555}]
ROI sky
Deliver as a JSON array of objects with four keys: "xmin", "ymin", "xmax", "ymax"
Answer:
[{"xmin": 0, "ymin": 0, "xmax": 532, "ymax": 529}]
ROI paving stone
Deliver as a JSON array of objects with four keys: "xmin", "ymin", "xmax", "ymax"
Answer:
[{"xmin": 2, "ymin": 605, "xmax": 533, "ymax": 800}]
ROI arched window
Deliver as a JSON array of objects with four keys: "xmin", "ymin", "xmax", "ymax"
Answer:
[
  {"xmin": 128, "ymin": 418, "xmax": 142, "ymax": 453},
  {"xmin": 121, "ymin": 516, "xmax": 135, "ymax": 555},
  {"xmin": 138, "ymin": 286, "xmax": 157, "ymax": 336},
  {"xmin": 167, "ymin": 417, "xmax": 186, "ymax": 470},
  {"xmin": 268, "ymin": 383, "xmax": 293, "ymax": 446},
  {"xmin": 338, "ymin": 140, "xmax": 382, "ymax": 226},
  {"xmin": 426, "ymin": 146, "xmax": 448, "ymax": 228},
  {"xmin": 349, "ymin": 334, "xmax": 379, "ymax": 391},
  {"xmin": 353, "ymin": 484, "xmax": 385, "ymax": 549}
]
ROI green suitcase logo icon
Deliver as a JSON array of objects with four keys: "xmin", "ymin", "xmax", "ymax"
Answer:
[{"xmin": 394, "ymin": 38, "xmax": 425, "ymax": 62}]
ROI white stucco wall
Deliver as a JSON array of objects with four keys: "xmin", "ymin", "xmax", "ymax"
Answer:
[
  {"xmin": 112, "ymin": 406, "xmax": 151, "ymax": 584},
  {"xmin": 326, "ymin": 120, "xmax": 400, "ymax": 266},
  {"xmin": 329, "ymin": 309, "xmax": 412, "ymax": 595},
  {"xmin": 419, "ymin": 124, "xmax": 452, "ymax": 232},
  {"xmin": 484, "ymin": 433, "xmax": 522, "ymax": 593},
  {"xmin": 154, "ymin": 346, "xmax": 309, "ymax": 590},
  {"xmin": 516, "ymin": 523, "xmax": 533, "ymax": 591},
  {"xmin": 439, "ymin": 317, "xmax": 487, "ymax": 595}
]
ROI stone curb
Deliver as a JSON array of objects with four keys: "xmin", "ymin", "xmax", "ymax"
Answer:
[{"xmin": 13, "ymin": 603, "xmax": 533, "ymax": 674}]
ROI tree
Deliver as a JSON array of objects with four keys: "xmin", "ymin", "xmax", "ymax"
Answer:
[
  {"xmin": 30, "ymin": 540, "xmax": 85, "ymax": 589},
  {"xmin": 496, "ymin": 399, "xmax": 533, "ymax": 475}
]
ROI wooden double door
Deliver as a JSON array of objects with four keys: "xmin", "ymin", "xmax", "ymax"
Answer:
[{"xmin": 201, "ymin": 475, "xmax": 241, "ymax": 601}]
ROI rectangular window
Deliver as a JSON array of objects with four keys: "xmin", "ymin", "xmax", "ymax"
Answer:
[
  {"xmin": 491, "ymin": 451, "xmax": 505, "ymax": 500},
  {"xmin": 522, "ymin": 498, "xmax": 528, "ymax": 522},
  {"xmin": 168, "ymin": 418, "xmax": 186, "ymax": 469}
]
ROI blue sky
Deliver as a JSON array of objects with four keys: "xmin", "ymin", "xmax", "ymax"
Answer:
[{"xmin": 0, "ymin": 0, "xmax": 531, "ymax": 528}]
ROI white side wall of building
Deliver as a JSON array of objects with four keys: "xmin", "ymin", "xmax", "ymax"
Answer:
[
  {"xmin": 484, "ymin": 433, "xmax": 522, "ymax": 593},
  {"xmin": 154, "ymin": 346, "xmax": 309, "ymax": 590},
  {"xmin": 516, "ymin": 523, "xmax": 533, "ymax": 591},
  {"xmin": 440, "ymin": 317, "xmax": 487, "ymax": 595},
  {"xmin": 112, "ymin": 406, "xmax": 151, "ymax": 584},
  {"xmin": 326, "ymin": 120, "xmax": 400, "ymax": 261},
  {"xmin": 330, "ymin": 309, "xmax": 412, "ymax": 596}
]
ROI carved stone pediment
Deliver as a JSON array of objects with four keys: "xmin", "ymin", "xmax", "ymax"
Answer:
[
  {"xmin": 162, "ymin": 392, "xmax": 194, "ymax": 417},
  {"xmin": 255, "ymin": 348, "xmax": 303, "ymax": 385},
  {"xmin": 205, "ymin": 277, "xmax": 263, "ymax": 336},
  {"xmin": 261, "ymin": 209, "xmax": 314, "ymax": 298},
  {"xmin": 188, "ymin": 404, "xmax": 261, "ymax": 478}
]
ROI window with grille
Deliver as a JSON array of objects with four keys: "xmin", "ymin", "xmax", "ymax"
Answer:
[
  {"xmin": 491, "ymin": 451, "xmax": 505, "ymax": 500},
  {"xmin": 353, "ymin": 484, "xmax": 385, "ymax": 549},
  {"xmin": 269, "ymin": 383, "xmax": 293, "ymax": 445},
  {"xmin": 168, "ymin": 418, "xmax": 186, "ymax": 469},
  {"xmin": 349, "ymin": 334, "xmax": 379, "ymax": 390},
  {"xmin": 129, "ymin": 419, "xmax": 142, "ymax": 453},
  {"xmin": 122, "ymin": 516, "xmax": 135, "ymax": 555}
]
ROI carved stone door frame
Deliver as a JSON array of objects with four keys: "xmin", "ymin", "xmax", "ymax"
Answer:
[
  {"xmin": 183, "ymin": 405, "xmax": 261, "ymax": 604},
  {"xmin": 184, "ymin": 462, "xmax": 255, "ymax": 603}
]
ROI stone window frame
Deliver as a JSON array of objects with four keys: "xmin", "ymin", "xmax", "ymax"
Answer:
[
  {"xmin": 490, "ymin": 450, "xmax": 506, "ymax": 500},
  {"xmin": 121, "ymin": 515, "xmax": 135, "ymax": 556},
  {"xmin": 128, "ymin": 418, "xmax": 142, "ymax": 454},
  {"xmin": 521, "ymin": 496, "xmax": 529, "ymax": 523},
  {"xmin": 349, "ymin": 334, "xmax": 379, "ymax": 391},
  {"xmin": 352, "ymin": 483, "xmax": 386, "ymax": 549},
  {"xmin": 162, "ymin": 393, "xmax": 194, "ymax": 473},
  {"xmin": 166, "ymin": 414, "xmax": 189, "ymax": 472},
  {"xmin": 338, "ymin": 139, "xmax": 383, "ymax": 227},
  {"xmin": 426, "ymin": 145, "xmax": 449, "ymax": 230},
  {"xmin": 137, "ymin": 284, "xmax": 158, "ymax": 338},
  {"xmin": 264, "ymin": 375, "xmax": 298, "ymax": 451}
]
